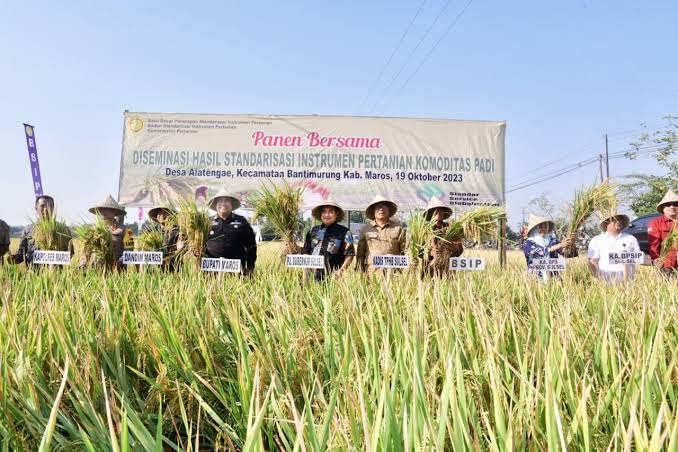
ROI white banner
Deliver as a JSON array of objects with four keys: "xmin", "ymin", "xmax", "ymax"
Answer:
[
  {"xmin": 201, "ymin": 258, "xmax": 242, "ymax": 273},
  {"xmin": 530, "ymin": 258, "xmax": 567, "ymax": 272},
  {"xmin": 122, "ymin": 251, "xmax": 163, "ymax": 265},
  {"xmin": 119, "ymin": 112, "xmax": 505, "ymax": 211},
  {"xmin": 449, "ymin": 257, "xmax": 485, "ymax": 271},
  {"xmin": 286, "ymin": 254, "xmax": 325, "ymax": 269},
  {"xmin": 372, "ymin": 255, "xmax": 409, "ymax": 268},
  {"xmin": 607, "ymin": 251, "xmax": 644, "ymax": 265},
  {"xmin": 33, "ymin": 251, "xmax": 70, "ymax": 265}
]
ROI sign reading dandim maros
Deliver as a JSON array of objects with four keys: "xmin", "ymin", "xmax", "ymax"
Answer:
[{"xmin": 119, "ymin": 112, "xmax": 506, "ymax": 210}]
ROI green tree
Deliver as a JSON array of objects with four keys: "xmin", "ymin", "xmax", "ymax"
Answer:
[{"xmin": 623, "ymin": 115, "xmax": 677, "ymax": 215}]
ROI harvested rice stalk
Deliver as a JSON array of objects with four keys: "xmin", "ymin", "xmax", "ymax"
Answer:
[
  {"xmin": 74, "ymin": 216, "xmax": 115, "ymax": 267},
  {"xmin": 250, "ymin": 182, "xmax": 304, "ymax": 256},
  {"xmin": 175, "ymin": 199, "xmax": 210, "ymax": 267},
  {"xmin": 655, "ymin": 222, "xmax": 678, "ymax": 268},
  {"xmin": 565, "ymin": 181, "xmax": 618, "ymax": 255},
  {"xmin": 136, "ymin": 229, "xmax": 164, "ymax": 251},
  {"xmin": 406, "ymin": 211, "xmax": 436, "ymax": 269},
  {"xmin": 32, "ymin": 216, "xmax": 72, "ymax": 251}
]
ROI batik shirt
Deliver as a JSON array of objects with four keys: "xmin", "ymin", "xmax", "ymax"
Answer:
[
  {"xmin": 523, "ymin": 235, "xmax": 562, "ymax": 282},
  {"xmin": 303, "ymin": 223, "xmax": 355, "ymax": 274}
]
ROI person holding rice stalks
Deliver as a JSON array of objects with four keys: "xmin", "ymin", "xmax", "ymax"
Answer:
[
  {"xmin": 420, "ymin": 196, "xmax": 463, "ymax": 276},
  {"xmin": 79, "ymin": 195, "xmax": 127, "ymax": 269},
  {"xmin": 522, "ymin": 214, "xmax": 573, "ymax": 282},
  {"xmin": 587, "ymin": 213, "xmax": 640, "ymax": 284},
  {"xmin": 303, "ymin": 199, "xmax": 355, "ymax": 280},
  {"xmin": 12, "ymin": 195, "xmax": 73, "ymax": 266},
  {"xmin": 647, "ymin": 189, "xmax": 678, "ymax": 277},
  {"xmin": 356, "ymin": 195, "xmax": 407, "ymax": 272},
  {"xmin": 205, "ymin": 190, "xmax": 257, "ymax": 275},
  {"xmin": 148, "ymin": 204, "xmax": 180, "ymax": 271}
]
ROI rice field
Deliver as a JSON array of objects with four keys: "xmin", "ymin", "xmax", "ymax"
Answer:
[{"xmin": 1, "ymin": 243, "xmax": 677, "ymax": 450}]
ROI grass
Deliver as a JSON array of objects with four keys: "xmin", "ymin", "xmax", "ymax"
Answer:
[{"xmin": 1, "ymin": 244, "xmax": 677, "ymax": 450}]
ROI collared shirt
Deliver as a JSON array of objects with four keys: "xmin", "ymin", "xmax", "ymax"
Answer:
[
  {"xmin": 14, "ymin": 224, "xmax": 36, "ymax": 265},
  {"xmin": 206, "ymin": 214, "xmax": 257, "ymax": 269},
  {"xmin": 356, "ymin": 219, "xmax": 407, "ymax": 271},
  {"xmin": 303, "ymin": 222, "xmax": 355, "ymax": 275},
  {"xmin": 588, "ymin": 232, "xmax": 640, "ymax": 284},
  {"xmin": 648, "ymin": 215, "xmax": 677, "ymax": 269}
]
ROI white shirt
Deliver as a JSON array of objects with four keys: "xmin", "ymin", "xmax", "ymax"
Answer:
[{"xmin": 587, "ymin": 232, "xmax": 640, "ymax": 283}]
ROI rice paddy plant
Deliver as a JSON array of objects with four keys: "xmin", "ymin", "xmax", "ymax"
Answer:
[
  {"xmin": 0, "ymin": 248, "xmax": 677, "ymax": 450},
  {"xmin": 175, "ymin": 200, "xmax": 210, "ymax": 268},
  {"xmin": 136, "ymin": 229, "xmax": 164, "ymax": 251},
  {"xmin": 74, "ymin": 216, "xmax": 115, "ymax": 267},
  {"xmin": 656, "ymin": 221, "xmax": 678, "ymax": 268},
  {"xmin": 249, "ymin": 182, "xmax": 304, "ymax": 256},
  {"xmin": 32, "ymin": 216, "xmax": 72, "ymax": 251},
  {"xmin": 565, "ymin": 181, "xmax": 618, "ymax": 255}
]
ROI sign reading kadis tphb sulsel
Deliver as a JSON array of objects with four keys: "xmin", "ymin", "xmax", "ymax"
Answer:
[{"xmin": 119, "ymin": 112, "xmax": 505, "ymax": 211}]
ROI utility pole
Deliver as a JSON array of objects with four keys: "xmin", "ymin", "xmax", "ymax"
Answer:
[
  {"xmin": 598, "ymin": 155, "xmax": 604, "ymax": 182},
  {"xmin": 605, "ymin": 133, "xmax": 610, "ymax": 179}
]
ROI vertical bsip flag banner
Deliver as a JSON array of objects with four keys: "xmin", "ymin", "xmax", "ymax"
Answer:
[{"xmin": 23, "ymin": 123, "xmax": 44, "ymax": 197}]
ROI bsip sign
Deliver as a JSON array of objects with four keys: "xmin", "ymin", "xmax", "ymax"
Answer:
[{"xmin": 23, "ymin": 124, "xmax": 44, "ymax": 197}]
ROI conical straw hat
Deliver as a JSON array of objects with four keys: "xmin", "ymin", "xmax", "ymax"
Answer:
[
  {"xmin": 656, "ymin": 189, "xmax": 678, "ymax": 213},
  {"xmin": 207, "ymin": 189, "xmax": 241, "ymax": 211},
  {"xmin": 365, "ymin": 195, "xmax": 398, "ymax": 220},
  {"xmin": 526, "ymin": 214, "xmax": 554, "ymax": 236},
  {"xmin": 423, "ymin": 196, "xmax": 452, "ymax": 220},
  {"xmin": 148, "ymin": 204, "xmax": 177, "ymax": 222},
  {"xmin": 89, "ymin": 195, "xmax": 126, "ymax": 216},
  {"xmin": 599, "ymin": 213, "xmax": 630, "ymax": 231},
  {"xmin": 311, "ymin": 199, "xmax": 345, "ymax": 222}
]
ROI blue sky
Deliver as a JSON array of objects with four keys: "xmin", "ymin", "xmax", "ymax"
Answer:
[{"xmin": 1, "ymin": 0, "xmax": 676, "ymax": 227}]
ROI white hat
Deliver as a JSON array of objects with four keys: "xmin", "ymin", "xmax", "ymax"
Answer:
[
  {"xmin": 89, "ymin": 195, "xmax": 126, "ymax": 216},
  {"xmin": 423, "ymin": 196, "xmax": 452, "ymax": 220},
  {"xmin": 311, "ymin": 199, "xmax": 345, "ymax": 222},
  {"xmin": 526, "ymin": 214, "xmax": 554, "ymax": 236},
  {"xmin": 365, "ymin": 195, "xmax": 398, "ymax": 220},
  {"xmin": 656, "ymin": 189, "xmax": 678, "ymax": 213},
  {"xmin": 207, "ymin": 189, "xmax": 241, "ymax": 211}
]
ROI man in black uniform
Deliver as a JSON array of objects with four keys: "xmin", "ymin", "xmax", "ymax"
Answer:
[
  {"xmin": 12, "ymin": 195, "xmax": 69, "ymax": 266},
  {"xmin": 205, "ymin": 190, "xmax": 257, "ymax": 275}
]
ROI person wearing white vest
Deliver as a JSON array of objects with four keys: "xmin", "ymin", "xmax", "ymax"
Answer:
[{"xmin": 587, "ymin": 213, "xmax": 640, "ymax": 284}]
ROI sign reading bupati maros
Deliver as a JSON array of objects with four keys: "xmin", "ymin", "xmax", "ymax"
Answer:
[{"xmin": 119, "ymin": 112, "xmax": 505, "ymax": 210}]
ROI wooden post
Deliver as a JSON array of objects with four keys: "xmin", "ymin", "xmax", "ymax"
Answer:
[{"xmin": 499, "ymin": 216, "xmax": 507, "ymax": 269}]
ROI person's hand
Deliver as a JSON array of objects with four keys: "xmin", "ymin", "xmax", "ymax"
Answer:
[
  {"xmin": 176, "ymin": 240, "xmax": 186, "ymax": 251},
  {"xmin": 334, "ymin": 268, "xmax": 344, "ymax": 277},
  {"xmin": 560, "ymin": 238, "xmax": 573, "ymax": 248}
]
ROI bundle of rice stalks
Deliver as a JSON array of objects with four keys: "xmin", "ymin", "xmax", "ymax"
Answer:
[
  {"xmin": 406, "ymin": 211, "xmax": 436, "ymax": 267},
  {"xmin": 32, "ymin": 216, "xmax": 71, "ymax": 251},
  {"xmin": 429, "ymin": 206, "xmax": 504, "ymax": 273},
  {"xmin": 175, "ymin": 199, "xmax": 210, "ymax": 267},
  {"xmin": 136, "ymin": 229, "xmax": 164, "ymax": 251},
  {"xmin": 656, "ymin": 223, "xmax": 678, "ymax": 268},
  {"xmin": 74, "ymin": 216, "xmax": 115, "ymax": 267},
  {"xmin": 250, "ymin": 182, "xmax": 304, "ymax": 256},
  {"xmin": 565, "ymin": 181, "xmax": 618, "ymax": 255}
]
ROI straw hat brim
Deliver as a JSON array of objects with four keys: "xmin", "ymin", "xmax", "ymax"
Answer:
[
  {"xmin": 365, "ymin": 200, "xmax": 397, "ymax": 220},
  {"xmin": 208, "ymin": 195, "xmax": 241, "ymax": 211},
  {"xmin": 89, "ymin": 206, "xmax": 126, "ymax": 216},
  {"xmin": 424, "ymin": 206, "xmax": 452, "ymax": 220},
  {"xmin": 656, "ymin": 190, "xmax": 678, "ymax": 213},
  {"xmin": 148, "ymin": 207, "xmax": 177, "ymax": 222},
  {"xmin": 600, "ymin": 214, "xmax": 630, "ymax": 231},
  {"xmin": 311, "ymin": 203, "xmax": 345, "ymax": 222}
]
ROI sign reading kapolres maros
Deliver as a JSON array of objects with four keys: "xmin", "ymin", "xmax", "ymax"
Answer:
[{"xmin": 118, "ymin": 112, "xmax": 506, "ymax": 211}]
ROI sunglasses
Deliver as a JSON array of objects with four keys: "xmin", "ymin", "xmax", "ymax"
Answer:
[{"xmin": 665, "ymin": 202, "xmax": 678, "ymax": 208}]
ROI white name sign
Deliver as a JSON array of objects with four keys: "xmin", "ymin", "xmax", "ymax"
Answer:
[
  {"xmin": 531, "ymin": 258, "xmax": 567, "ymax": 272},
  {"xmin": 372, "ymin": 254, "xmax": 409, "ymax": 268},
  {"xmin": 608, "ymin": 251, "xmax": 644, "ymax": 265},
  {"xmin": 123, "ymin": 251, "xmax": 163, "ymax": 265},
  {"xmin": 33, "ymin": 250, "xmax": 71, "ymax": 265},
  {"xmin": 286, "ymin": 254, "xmax": 325, "ymax": 269},
  {"xmin": 449, "ymin": 257, "xmax": 485, "ymax": 271},
  {"xmin": 201, "ymin": 258, "xmax": 242, "ymax": 273}
]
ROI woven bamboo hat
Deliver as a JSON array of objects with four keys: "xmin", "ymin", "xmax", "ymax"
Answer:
[
  {"xmin": 311, "ymin": 199, "xmax": 345, "ymax": 222},
  {"xmin": 656, "ymin": 189, "xmax": 678, "ymax": 213},
  {"xmin": 526, "ymin": 214, "xmax": 554, "ymax": 235},
  {"xmin": 599, "ymin": 213, "xmax": 630, "ymax": 231},
  {"xmin": 89, "ymin": 195, "xmax": 126, "ymax": 216},
  {"xmin": 148, "ymin": 204, "xmax": 177, "ymax": 222},
  {"xmin": 423, "ymin": 196, "xmax": 452, "ymax": 220},
  {"xmin": 207, "ymin": 189, "xmax": 241, "ymax": 211},
  {"xmin": 365, "ymin": 195, "xmax": 398, "ymax": 220}
]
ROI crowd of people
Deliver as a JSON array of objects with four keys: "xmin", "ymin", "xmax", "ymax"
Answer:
[{"xmin": 1, "ymin": 189, "xmax": 676, "ymax": 283}]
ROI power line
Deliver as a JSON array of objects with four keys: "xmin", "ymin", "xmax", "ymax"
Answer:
[
  {"xmin": 360, "ymin": 1, "xmax": 427, "ymax": 110},
  {"xmin": 378, "ymin": 0, "xmax": 475, "ymax": 111},
  {"xmin": 368, "ymin": 0, "xmax": 455, "ymax": 114}
]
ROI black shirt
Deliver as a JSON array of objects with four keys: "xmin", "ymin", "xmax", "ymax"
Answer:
[
  {"xmin": 205, "ymin": 214, "xmax": 257, "ymax": 269},
  {"xmin": 303, "ymin": 223, "xmax": 355, "ymax": 272}
]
